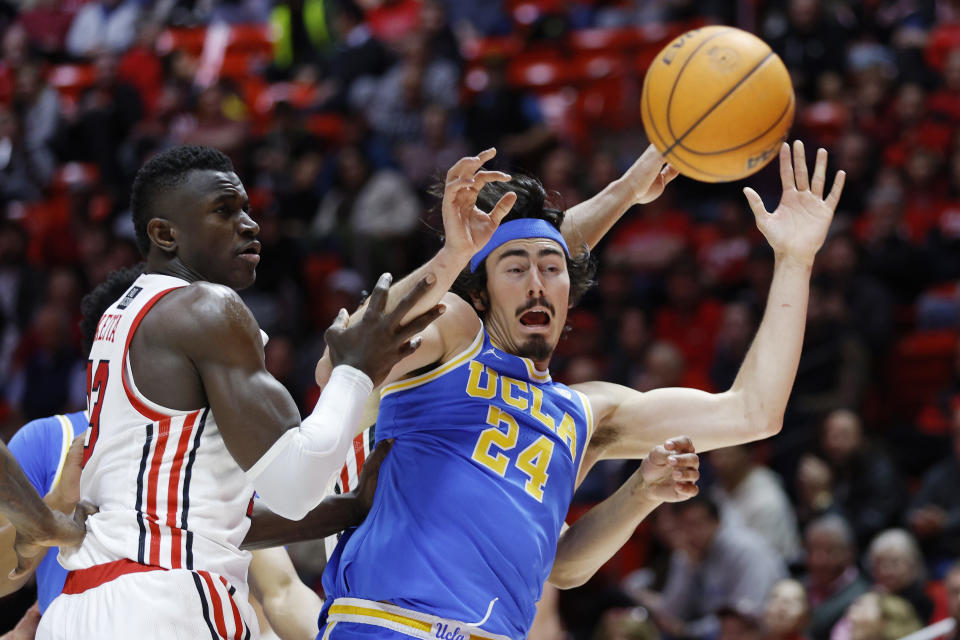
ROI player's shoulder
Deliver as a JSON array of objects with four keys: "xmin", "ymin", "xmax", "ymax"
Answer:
[
  {"xmin": 155, "ymin": 281, "xmax": 256, "ymax": 334},
  {"xmin": 9, "ymin": 414, "xmax": 65, "ymax": 448},
  {"xmin": 437, "ymin": 292, "xmax": 482, "ymax": 358}
]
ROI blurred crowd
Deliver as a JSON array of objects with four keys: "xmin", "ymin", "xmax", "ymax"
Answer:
[{"xmin": 1, "ymin": 0, "xmax": 960, "ymax": 638}]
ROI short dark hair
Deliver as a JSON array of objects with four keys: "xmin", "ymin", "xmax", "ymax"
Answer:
[
  {"xmin": 442, "ymin": 173, "xmax": 596, "ymax": 313},
  {"xmin": 130, "ymin": 146, "xmax": 234, "ymax": 256},
  {"xmin": 80, "ymin": 264, "xmax": 146, "ymax": 353}
]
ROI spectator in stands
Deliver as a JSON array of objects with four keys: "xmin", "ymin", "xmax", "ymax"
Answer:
[
  {"xmin": 630, "ymin": 495, "xmax": 785, "ymax": 639},
  {"xmin": 765, "ymin": 0, "xmax": 846, "ymax": 102},
  {"xmin": 419, "ymin": 0, "xmax": 461, "ymax": 68},
  {"xmin": 802, "ymin": 514, "xmax": 871, "ymax": 640},
  {"xmin": 318, "ymin": 0, "xmax": 393, "ymax": 113},
  {"xmin": 830, "ymin": 592, "xmax": 922, "ymax": 640},
  {"xmin": 310, "ymin": 145, "xmax": 420, "ymax": 280},
  {"xmin": 358, "ymin": 31, "xmax": 458, "ymax": 143},
  {"xmin": 61, "ymin": 52, "xmax": 142, "ymax": 197},
  {"xmin": 65, "ymin": 0, "xmax": 139, "ymax": 58},
  {"xmin": 0, "ymin": 22, "xmax": 28, "ymax": 104},
  {"xmin": 604, "ymin": 193, "xmax": 693, "ymax": 282},
  {"xmin": 631, "ymin": 340, "xmax": 703, "ymax": 392},
  {"xmin": 11, "ymin": 62, "xmax": 60, "ymax": 190},
  {"xmin": 396, "ymin": 103, "xmax": 469, "ymax": 194},
  {"xmin": 463, "ymin": 54, "xmax": 554, "ymax": 168},
  {"xmin": 709, "ymin": 444, "xmax": 802, "ymax": 563},
  {"xmin": 16, "ymin": 0, "xmax": 75, "ymax": 61},
  {"xmin": 0, "ymin": 221, "xmax": 44, "ymax": 390},
  {"xmin": 865, "ymin": 529, "xmax": 933, "ymax": 623},
  {"xmin": 0, "ymin": 104, "xmax": 53, "ymax": 206},
  {"xmin": 539, "ymin": 145, "xmax": 585, "ymax": 208},
  {"xmin": 269, "ymin": 0, "xmax": 331, "ymax": 78},
  {"xmin": 607, "ymin": 306, "xmax": 652, "ymax": 387},
  {"xmin": 695, "ymin": 199, "xmax": 756, "ymax": 294},
  {"xmin": 907, "ymin": 409, "xmax": 960, "ymax": 572},
  {"xmin": 168, "ymin": 80, "xmax": 249, "ymax": 162},
  {"xmin": 762, "ymin": 579, "xmax": 810, "ymax": 640},
  {"xmin": 796, "ymin": 409, "xmax": 906, "ymax": 548},
  {"xmin": 710, "ymin": 302, "xmax": 757, "ymax": 391}
]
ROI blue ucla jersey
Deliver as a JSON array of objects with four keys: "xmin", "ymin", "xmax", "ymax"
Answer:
[
  {"xmin": 321, "ymin": 327, "xmax": 594, "ymax": 639},
  {"xmin": 7, "ymin": 411, "xmax": 88, "ymax": 613}
]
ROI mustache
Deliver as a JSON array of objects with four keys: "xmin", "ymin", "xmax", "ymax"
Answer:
[{"xmin": 516, "ymin": 297, "xmax": 555, "ymax": 318}]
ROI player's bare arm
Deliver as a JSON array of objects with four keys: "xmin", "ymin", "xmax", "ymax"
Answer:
[
  {"xmin": 241, "ymin": 440, "xmax": 392, "ymax": 550},
  {"xmin": 549, "ymin": 437, "xmax": 699, "ymax": 589},
  {"xmin": 249, "ymin": 547, "xmax": 322, "ymax": 640},
  {"xmin": 0, "ymin": 440, "xmax": 84, "ymax": 583},
  {"xmin": 316, "ymin": 148, "xmax": 517, "ymax": 386},
  {"xmin": 576, "ymin": 141, "xmax": 846, "ymax": 464},
  {"xmin": 560, "ymin": 144, "xmax": 679, "ymax": 252}
]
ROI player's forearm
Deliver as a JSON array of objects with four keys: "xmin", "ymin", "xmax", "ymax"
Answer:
[
  {"xmin": 561, "ymin": 176, "xmax": 637, "ymax": 254},
  {"xmin": 263, "ymin": 582, "xmax": 323, "ymax": 640},
  {"xmin": 242, "ymin": 493, "xmax": 363, "ymax": 550},
  {"xmin": 548, "ymin": 472, "xmax": 660, "ymax": 589},
  {"xmin": 730, "ymin": 254, "xmax": 813, "ymax": 438},
  {"xmin": 0, "ymin": 520, "xmax": 38, "ymax": 597},
  {"xmin": 0, "ymin": 442, "xmax": 57, "ymax": 543}
]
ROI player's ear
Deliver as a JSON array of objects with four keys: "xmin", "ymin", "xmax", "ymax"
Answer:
[
  {"xmin": 468, "ymin": 290, "xmax": 488, "ymax": 313},
  {"xmin": 147, "ymin": 217, "xmax": 177, "ymax": 253}
]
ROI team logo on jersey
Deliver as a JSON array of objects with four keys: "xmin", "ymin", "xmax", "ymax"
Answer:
[{"xmin": 117, "ymin": 286, "xmax": 143, "ymax": 310}]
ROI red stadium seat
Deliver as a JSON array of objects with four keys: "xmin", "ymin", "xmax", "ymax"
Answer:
[
  {"xmin": 926, "ymin": 22, "xmax": 960, "ymax": 71},
  {"xmin": 226, "ymin": 23, "xmax": 275, "ymax": 57},
  {"xmin": 155, "ymin": 27, "xmax": 207, "ymax": 57},
  {"xmin": 884, "ymin": 330, "xmax": 958, "ymax": 420}
]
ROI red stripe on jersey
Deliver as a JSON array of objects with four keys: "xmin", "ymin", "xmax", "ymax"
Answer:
[
  {"xmin": 166, "ymin": 411, "xmax": 199, "ymax": 568},
  {"xmin": 62, "ymin": 559, "xmax": 164, "ymax": 594},
  {"xmin": 220, "ymin": 576, "xmax": 245, "ymax": 640},
  {"xmin": 339, "ymin": 463, "xmax": 350, "ymax": 492},
  {"xmin": 200, "ymin": 571, "xmax": 230, "ymax": 640},
  {"xmin": 146, "ymin": 417, "xmax": 171, "ymax": 566},
  {"xmin": 353, "ymin": 435, "xmax": 366, "ymax": 484},
  {"xmin": 121, "ymin": 287, "xmax": 184, "ymax": 422}
]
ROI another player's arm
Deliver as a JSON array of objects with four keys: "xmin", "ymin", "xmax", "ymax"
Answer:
[
  {"xmin": 248, "ymin": 547, "xmax": 322, "ymax": 640},
  {"xmin": 560, "ymin": 144, "xmax": 678, "ymax": 253},
  {"xmin": 548, "ymin": 438, "xmax": 699, "ymax": 589},
  {"xmin": 576, "ymin": 142, "xmax": 845, "ymax": 465},
  {"xmin": 242, "ymin": 440, "xmax": 392, "ymax": 550},
  {"xmin": 316, "ymin": 148, "xmax": 516, "ymax": 386},
  {"xmin": 176, "ymin": 279, "xmax": 440, "ymax": 520}
]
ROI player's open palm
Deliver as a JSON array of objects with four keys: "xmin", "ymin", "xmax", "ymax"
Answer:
[
  {"xmin": 638, "ymin": 437, "xmax": 700, "ymax": 503},
  {"xmin": 325, "ymin": 273, "xmax": 445, "ymax": 386},
  {"xmin": 442, "ymin": 148, "xmax": 517, "ymax": 258},
  {"xmin": 744, "ymin": 140, "xmax": 846, "ymax": 261}
]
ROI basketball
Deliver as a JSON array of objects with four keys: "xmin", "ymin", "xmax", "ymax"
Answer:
[{"xmin": 641, "ymin": 25, "xmax": 795, "ymax": 183}]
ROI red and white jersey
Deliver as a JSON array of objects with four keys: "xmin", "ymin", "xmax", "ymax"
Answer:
[{"xmin": 61, "ymin": 273, "xmax": 256, "ymax": 595}]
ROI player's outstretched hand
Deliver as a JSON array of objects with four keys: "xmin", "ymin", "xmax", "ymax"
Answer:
[
  {"xmin": 0, "ymin": 602, "xmax": 40, "ymax": 640},
  {"xmin": 637, "ymin": 436, "xmax": 700, "ymax": 503},
  {"xmin": 441, "ymin": 148, "xmax": 517, "ymax": 259},
  {"xmin": 352, "ymin": 439, "xmax": 393, "ymax": 517},
  {"xmin": 627, "ymin": 144, "xmax": 680, "ymax": 205},
  {"xmin": 325, "ymin": 273, "xmax": 445, "ymax": 386},
  {"xmin": 743, "ymin": 140, "xmax": 845, "ymax": 263}
]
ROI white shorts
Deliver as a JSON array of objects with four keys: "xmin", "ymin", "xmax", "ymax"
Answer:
[{"xmin": 38, "ymin": 561, "xmax": 259, "ymax": 640}]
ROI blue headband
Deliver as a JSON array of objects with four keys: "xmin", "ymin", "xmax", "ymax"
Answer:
[{"xmin": 469, "ymin": 218, "xmax": 570, "ymax": 272}]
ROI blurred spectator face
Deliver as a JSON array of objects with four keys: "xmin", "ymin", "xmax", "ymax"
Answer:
[
  {"xmin": 821, "ymin": 409, "xmax": 863, "ymax": 466},
  {"xmin": 94, "ymin": 52, "xmax": 119, "ymax": 87},
  {"xmin": 805, "ymin": 520, "xmax": 854, "ymax": 589},
  {"xmin": 564, "ymin": 356, "xmax": 601, "ymax": 384},
  {"xmin": 633, "ymin": 341, "xmax": 685, "ymax": 391},
  {"xmin": 894, "ymin": 83, "xmax": 926, "ymax": 125},
  {"xmin": 674, "ymin": 501, "xmax": 719, "ymax": 559},
  {"xmin": 617, "ymin": 308, "xmax": 650, "ymax": 357},
  {"xmin": 337, "ymin": 147, "xmax": 370, "ymax": 191},
  {"xmin": 0, "ymin": 104, "xmax": 16, "ymax": 141},
  {"xmin": 666, "ymin": 267, "xmax": 700, "ymax": 311},
  {"xmin": 197, "ymin": 85, "xmax": 224, "ymax": 120},
  {"xmin": 419, "ymin": 0, "xmax": 447, "ymax": 35},
  {"xmin": 868, "ymin": 531, "xmax": 919, "ymax": 593},
  {"xmin": 816, "ymin": 71, "xmax": 844, "ymax": 101},
  {"xmin": 837, "ymin": 133, "xmax": 871, "ymax": 180},
  {"xmin": 820, "ymin": 235, "xmax": 858, "ymax": 280},
  {"xmin": 47, "ymin": 268, "xmax": 81, "ymax": 312},
  {"xmin": 716, "ymin": 303, "xmax": 753, "ymax": 350},
  {"xmin": 541, "ymin": 147, "xmax": 576, "ymax": 192},
  {"xmin": 947, "ymin": 565, "xmax": 960, "ymax": 622},
  {"xmin": 904, "ymin": 148, "xmax": 940, "ymax": 190},
  {"xmin": 14, "ymin": 64, "xmax": 44, "ymax": 104},
  {"xmin": 2, "ymin": 24, "xmax": 28, "ymax": 68},
  {"xmin": 788, "ymin": 0, "xmax": 820, "ymax": 30},
  {"xmin": 846, "ymin": 593, "xmax": 883, "ymax": 640},
  {"xmin": 33, "ymin": 305, "xmax": 69, "ymax": 353},
  {"xmin": 588, "ymin": 151, "xmax": 618, "ymax": 194},
  {"xmin": 944, "ymin": 49, "xmax": 960, "ymax": 92},
  {"xmin": 763, "ymin": 579, "xmax": 809, "ymax": 637},
  {"xmin": 865, "ymin": 186, "xmax": 904, "ymax": 239},
  {"xmin": 423, "ymin": 104, "xmax": 449, "ymax": 146},
  {"xmin": 708, "ymin": 445, "xmax": 750, "ymax": 487}
]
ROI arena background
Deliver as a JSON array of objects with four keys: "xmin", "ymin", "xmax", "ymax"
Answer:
[{"xmin": 1, "ymin": 0, "xmax": 959, "ymax": 638}]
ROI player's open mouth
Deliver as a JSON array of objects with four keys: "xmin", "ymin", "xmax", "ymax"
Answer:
[
  {"xmin": 237, "ymin": 242, "xmax": 261, "ymax": 264},
  {"xmin": 519, "ymin": 310, "xmax": 550, "ymax": 327}
]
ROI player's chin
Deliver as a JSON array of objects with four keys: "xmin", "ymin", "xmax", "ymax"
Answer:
[
  {"xmin": 516, "ymin": 335, "xmax": 555, "ymax": 362},
  {"xmin": 229, "ymin": 264, "xmax": 257, "ymax": 290}
]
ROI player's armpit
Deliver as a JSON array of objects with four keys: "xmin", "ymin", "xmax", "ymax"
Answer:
[{"xmin": 242, "ymin": 495, "xmax": 363, "ymax": 550}]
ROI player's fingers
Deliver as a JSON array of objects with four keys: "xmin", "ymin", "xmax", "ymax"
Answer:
[
  {"xmin": 778, "ymin": 142, "xmax": 793, "ymax": 191},
  {"xmin": 395, "ymin": 304, "xmax": 446, "ymax": 340},
  {"xmin": 388, "ymin": 273, "xmax": 437, "ymax": 324},
  {"xmin": 742, "ymin": 187, "xmax": 768, "ymax": 220},
  {"xmin": 446, "ymin": 148, "xmax": 496, "ymax": 180},
  {"xmin": 397, "ymin": 335, "xmax": 424, "ymax": 358},
  {"xmin": 792, "ymin": 140, "xmax": 809, "ymax": 191},
  {"xmin": 676, "ymin": 482, "xmax": 700, "ymax": 498},
  {"xmin": 364, "ymin": 273, "xmax": 392, "ymax": 318},
  {"xmin": 665, "ymin": 436, "xmax": 694, "ymax": 453},
  {"xmin": 646, "ymin": 444, "xmax": 669, "ymax": 466},
  {"xmin": 672, "ymin": 467, "xmax": 700, "ymax": 483},
  {"xmin": 662, "ymin": 165, "xmax": 680, "ymax": 184},
  {"xmin": 490, "ymin": 191, "xmax": 518, "ymax": 225},
  {"xmin": 473, "ymin": 170, "xmax": 512, "ymax": 187},
  {"xmin": 671, "ymin": 453, "xmax": 699, "ymax": 469},
  {"xmin": 366, "ymin": 439, "xmax": 394, "ymax": 466},
  {"xmin": 825, "ymin": 170, "xmax": 847, "ymax": 212},
  {"xmin": 810, "ymin": 147, "xmax": 827, "ymax": 197}
]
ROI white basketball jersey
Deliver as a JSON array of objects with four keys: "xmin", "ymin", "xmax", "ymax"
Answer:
[{"xmin": 61, "ymin": 273, "xmax": 256, "ymax": 595}]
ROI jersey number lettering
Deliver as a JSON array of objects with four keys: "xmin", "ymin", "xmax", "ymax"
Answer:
[
  {"xmin": 471, "ymin": 405, "xmax": 556, "ymax": 502},
  {"xmin": 84, "ymin": 359, "xmax": 109, "ymax": 467}
]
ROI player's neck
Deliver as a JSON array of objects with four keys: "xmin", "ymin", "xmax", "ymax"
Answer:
[
  {"xmin": 145, "ymin": 254, "xmax": 205, "ymax": 284},
  {"xmin": 486, "ymin": 322, "xmax": 554, "ymax": 373}
]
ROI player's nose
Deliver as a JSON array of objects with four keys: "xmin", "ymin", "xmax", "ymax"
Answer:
[{"xmin": 238, "ymin": 211, "xmax": 259, "ymax": 236}]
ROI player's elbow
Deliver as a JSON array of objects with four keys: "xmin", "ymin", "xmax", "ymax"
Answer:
[{"xmin": 547, "ymin": 566, "xmax": 592, "ymax": 590}]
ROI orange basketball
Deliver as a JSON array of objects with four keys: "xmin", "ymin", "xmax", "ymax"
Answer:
[{"xmin": 641, "ymin": 25, "xmax": 795, "ymax": 183}]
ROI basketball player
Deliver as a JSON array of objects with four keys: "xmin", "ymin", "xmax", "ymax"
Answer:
[
  {"xmin": 314, "ymin": 142, "xmax": 845, "ymax": 640},
  {"xmin": 35, "ymin": 145, "xmax": 444, "ymax": 640}
]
